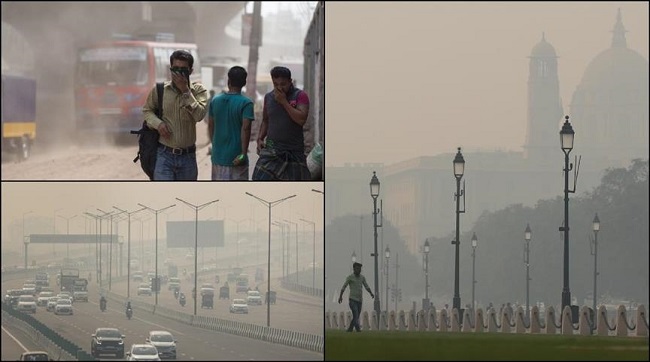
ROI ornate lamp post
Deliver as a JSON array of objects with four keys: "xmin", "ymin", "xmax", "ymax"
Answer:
[
  {"xmin": 370, "ymin": 171, "xmax": 382, "ymax": 320},
  {"xmin": 423, "ymin": 239, "xmax": 430, "ymax": 311},
  {"xmin": 591, "ymin": 213, "xmax": 600, "ymax": 319},
  {"xmin": 559, "ymin": 115, "xmax": 577, "ymax": 313},
  {"xmin": 384, "ymin": 246, "xmax": 390, "ymax": 313},
  {"xmin": 452, "ymin": 147, "xmax": 466, "ymax": 312},
  {"xmin": 524, "ymin": 224, "xmax": 532, "ymax": 322},
  {"xmin": 471, "ymin": 233, "xmax": 477, "ymax": 312}
]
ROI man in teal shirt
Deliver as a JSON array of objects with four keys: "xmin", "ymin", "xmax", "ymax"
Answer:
[
  {"xmin": 208, "ymin": 66, "xmax": 255, "ymax": 180},
  {"xmin": 339, "ymin": 262, "xmax": 374, "ymax": 332}
]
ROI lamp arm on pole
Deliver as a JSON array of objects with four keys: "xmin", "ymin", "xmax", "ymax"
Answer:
[{"xmin": 569, "ymin": 155, "xmax": 581, "ymax": 193}]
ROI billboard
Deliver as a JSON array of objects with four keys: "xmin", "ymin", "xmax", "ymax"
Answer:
[{"xmin": 166, "ymin": 220, "xmax": 224, "ymax": 248}]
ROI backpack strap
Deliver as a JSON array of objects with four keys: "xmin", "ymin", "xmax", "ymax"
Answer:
[{"xmin": 156, "ymin": 82, "xmax": 164, "ymax": 119}]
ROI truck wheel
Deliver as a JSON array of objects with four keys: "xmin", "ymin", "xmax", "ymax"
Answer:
[{"xmin": 20, "ymin": 135, "xmax": 31, "ymax": 161}]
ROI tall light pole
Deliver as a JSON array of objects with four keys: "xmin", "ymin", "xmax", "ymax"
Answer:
[
  {"xmin": 113, "ymin": 206, "xmax": 147, "ymax": 299},
  {"xmin": 591, "ymin": 213, "xmax": 600, "ymax": 319},
  {"xmin": 452, "ymin": 147, "xmax": 466, "ymax": 312},
  {"xmin": 22, "ymin": 211, "xmax": 33, "ymax": 270},
  {"xmin": 370, "ymin": 171, "xmax": 382, "ymax": 320},
  {"xmin": 98, "ymin": 208, "xmax": 124, "ymax": 291},
  {"xmin": 423, "ymin": 239, "xmax": 430, "ymax": 311},
  {"xmin": 272, "ymin": 221, "xmax": 288, "ymax": 279},
  {"xmin": 524, "ymin": 224, "xmax": 532, "ymax": 322},
  {"xmin": 384, "ymin": 246, "xmax": 390, "ymax": 313},
  {"xmin": 53, "ymin": 208, "xmax": 63, "ymax": 256},
  {"xmin": 93, "ymin": 209, "xmax": 115, "ymax": 289},
  {"xmin": 471, "ymin": 233, "xmax": 477, "ymax": 312},
  {"xmin": 299, "ymin": 218, "xmax": 316, "ymax": 290},
  {"xmin": 84, "ymin": 212, "xmax": 101, "ymax": 285},
  {"xmin": 283, "ymin": 219, "xmax": 299, "ymax": 284},
  {"xmin": 176, "ymin": 198, "xmax": 219, "ymax": 316},
  {"xmin": 559, "ymin": 115, "xmax": 577, "ymax": 313},
  {"xmin": 246, "ymin": 192, "xmax": 296, "ymax": 327},
  {"xmin": 138, "ymin": 203, "xmax": 176, "ymax": 307},
  {"xmin": 57, "ymin": 214, "xmax": 78, "ymax": 260}
]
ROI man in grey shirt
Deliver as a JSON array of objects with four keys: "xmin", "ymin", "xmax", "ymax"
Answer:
[{"xmin": 339, "ymin": 262, "xmax": 374, "ymax": 332}]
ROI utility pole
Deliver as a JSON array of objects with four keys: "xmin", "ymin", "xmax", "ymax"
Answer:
[{"xmin": 245, "ymin": 1, "xmax": 262, "ymax": 101}]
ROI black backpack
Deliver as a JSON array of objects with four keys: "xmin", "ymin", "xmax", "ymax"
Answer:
[{"xmin": 131, "ymin": 82, "xmax": 163, "ymax": 180}]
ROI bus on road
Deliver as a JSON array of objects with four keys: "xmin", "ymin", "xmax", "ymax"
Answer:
[{"xmin": 74, "ymin": 37, "xmax": 201, "ymax": 144}]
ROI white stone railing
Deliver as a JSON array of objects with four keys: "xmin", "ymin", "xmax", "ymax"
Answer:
[{"xmin": 326, "ymin": 304, "xmax": 648, "ymax": 337}]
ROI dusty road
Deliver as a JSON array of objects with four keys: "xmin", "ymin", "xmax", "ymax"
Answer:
[{"xmin": 1, "ymin": 122, "xmax": 259, "ymax": 180}]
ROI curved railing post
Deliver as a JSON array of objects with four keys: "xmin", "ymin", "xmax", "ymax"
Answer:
[
  {"xmin": 561, "ymin": 305, "xmax": 573, "ymax": 335},
  {"xmin": 636, "ymin": 305, "xmax": 647, "ymax": 337}
]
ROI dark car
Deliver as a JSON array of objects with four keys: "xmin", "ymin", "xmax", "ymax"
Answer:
[{"xmin": 91, "ymin": 328, "xmax": 125, "ymax": 358}]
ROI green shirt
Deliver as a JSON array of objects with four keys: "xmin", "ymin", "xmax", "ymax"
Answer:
[{"xmin": 341, "ymin": 273, "xmax": 372, "ymax": 303}]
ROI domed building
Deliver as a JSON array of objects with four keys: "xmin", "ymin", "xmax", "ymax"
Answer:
[{"xmin": 569, "ymin": 9, "xmax": 649, "ymax": 167}]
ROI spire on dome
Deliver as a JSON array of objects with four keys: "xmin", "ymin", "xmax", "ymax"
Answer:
[{"xmin": 611, "ymin": 8, "xmax": 628, "ymax": 48}]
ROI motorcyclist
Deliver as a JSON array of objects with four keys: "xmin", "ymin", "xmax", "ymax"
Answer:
[
  {"xmin": 126, "ymin": 301, "xmax": 133, "ymax": 318},
  {"xmin": 100, "ymin": 296, "xmax": 107, "ymax": 311},
  {"xmin": 179, "ymin": 292, "xmax": 186, "ymax": 306}
]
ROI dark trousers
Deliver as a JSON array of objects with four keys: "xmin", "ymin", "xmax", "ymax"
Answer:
[{"xmin": 347, "ymin": 299, "xmax": 362, "ymax": 332}]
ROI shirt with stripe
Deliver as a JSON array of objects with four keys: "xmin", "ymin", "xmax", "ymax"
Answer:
[
  {"xmin": 341, "ymin": 273, "xmax": 371, "ymax": 303},
  {"xmin": 144, "ymin": 80, "xmax": 208, "ymax": 149}
]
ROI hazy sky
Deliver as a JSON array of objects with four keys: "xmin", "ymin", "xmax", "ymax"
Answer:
[
  {"xmin": 326, "ymin": 1, "xmax": 649, "ymax": 166},
  {"xmin": 1, "ymin": 182, "xmax": 324, "ymax": 250}
]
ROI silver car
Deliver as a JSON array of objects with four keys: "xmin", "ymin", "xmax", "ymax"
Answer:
[
  {"xmin": 16, "ymin": 295, "xmax": 37, "ymax": 313},
  {"xmin": 54, "ymin": 299, "xmax": 73, "ymax": 315},
  {"xmin": 146, "ymin": 330, "xmax": 177, "ymax": 359}
]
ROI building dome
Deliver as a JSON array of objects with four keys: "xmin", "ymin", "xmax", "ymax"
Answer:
[
  {"xmin": 569, "ymin": 8, "xmax": 649, "ymax": 168},
  {"xmin": 530, "ymin": 33, "xmax": 557, "ymax": 58}
]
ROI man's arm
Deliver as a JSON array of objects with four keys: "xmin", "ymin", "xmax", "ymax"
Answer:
[
  {"xmin": 279, "ymin": 91, "xmax": 309, "ymax": 126},
  {"xmin": 207, "ymin": 115, "xmax": 214, "ymax": 144},
  {"xmin": 241, "ymin": 119, "xmax": 252, "ymax": 155},
  {"xmin": 180, "ymin": 83, "xmax": 208, "ymax": 123},
  {"xmin": 338, "ymin": 278, "xmax": 350, "ymax": 303},
  {"xmin": 256, "ymin": 99, "xmax": 269, "ymax": 153},
  {"xmin": 362, "ymin": 279, "xmax": 374, "ymax": 298}
]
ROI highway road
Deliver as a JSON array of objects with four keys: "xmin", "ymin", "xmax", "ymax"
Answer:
[
  {"xmin": 1, "ymin": 323, "xmax": 49, "ymax": 361},
  {"xmin": 2, "ymin": 277, "xmax": 323, "ymax": 361}
]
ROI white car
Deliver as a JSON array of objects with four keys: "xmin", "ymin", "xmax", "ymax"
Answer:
[
  {"xmin": 246, "ymin": 290, "xmax": 263, "ymax": 305},
  {"xmin": 22, "ymin": 284, "xmax": 37, "ymax": 296},
  {"xmin": 229, "ymin": 299, "xmax": 248, "ymax": 314},
  {"xmin": 17, "ymin": 295, "xmax": 37, "ymax": 313},
  {"xmin": 57, "ymin": 292, "xmax": 73, "ymax": 304},
  {"xmin": 138, "ymin": 283, "xmax": 153, "ymax": 296},
  {"xmin": 126, "ymin": 344, "xmax": 160, "ymax": 361},
  {"xmin": 54, "ymin": 299, "xmax": 73, "ymax": 315},
  {"xmin": 37, "ymin": 292, "xmax": 55, "ymax": 306},
  {"xmin": 73, "ymin": 290, "xmax": 89, "ymax": 302},
  {"xmin": 46, "ymin": 297, "xmax": 60, "ymax": 312},
  {"xmin": 146, "ymin": 330, "xmax": 177, "ymax": 359}
]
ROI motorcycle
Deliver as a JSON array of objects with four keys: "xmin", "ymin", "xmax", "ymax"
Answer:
[
  {"xmin": 174, "ymin": 289, "xmax": 179, "ymax": 299},
  {"xmin": 126, "ymin": 307, "xmax": 133, "ymax": 320}
]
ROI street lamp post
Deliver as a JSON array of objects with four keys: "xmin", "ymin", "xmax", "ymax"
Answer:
[
  {"xmin": 98, "ymin": 208, "xmax": 124, "ymax": 291},
  {"xmin": 57, "ymin": 214, "xmax": 78, "ymax": 260},
  {"xmin": 384, "ymin": 247, "xmax": 390, "ymax": 313},
  {"xmin": 138, "ymin": 203, "xmax": 176, "ymax": 307},
  {"xmin": 423, "ymin": 239, "xmax": 430, "ymax": 311},
  {"xmin": 471, "ymin": 233, "xmax": 477, "ymax": 312},
  {"xmin": 22, "ymin": 211, "xmax": 33, "ymax": 270},
  {"xmin": 524, "ymin": 224, "xmax": 532, "ymax": 322},
  {"xmin": 53, "ymin": 208, "xmax": 63, "ymax": 256},
  {"xmin": 452, "ymin": 147, "xmax": 466, "ymax": 312},
  {"xmin": 283, "ymin": 219, "xmax": 299, "ymax": 284},
  {"xmin": 591, "ymin": 213, "xmax": 600, "ymax": 319},
  {"xmin": 559, "ymin": 115, "xmax": 578, "ymax": 314},
  {"xmin": 113, "ymin": 206, "xmax": 147, "ymax": 299},
  {"xmin": 176, "ymin": 198, "xmax": 219, "ymax": 316},
  {"xmin": 93, "ymin": 210, "xmax": 115, "ymax": 289},
  {"xmin": 370, "ymin": 171, "xmax": 382, "ymax": 320},
  {"xmin": 299, "ymin": 218, "xmax": 316, "ymax": 290},
  {"xmin": 246, "ymin": 192, "xmax": 296, "ymax": 327}
]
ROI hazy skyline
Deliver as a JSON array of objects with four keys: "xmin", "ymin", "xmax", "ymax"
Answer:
[
  {"xmin": 1, "ymin": 182, "xmax": 324, "ymax": 254},
  {"xmin": 326, "ymin": 1, "xmax": 649, "ymax": 166}
]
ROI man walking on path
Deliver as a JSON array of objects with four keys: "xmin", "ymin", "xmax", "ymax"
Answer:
[{"xmin": 339, "ymin": 262, "xmax": 374, "ymax": 332}]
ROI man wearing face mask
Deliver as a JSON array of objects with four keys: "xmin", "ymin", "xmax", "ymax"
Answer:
[
  {"xmin": 143, "ymin": 49, "xmax": 208, "ymax": 180},
  {"xmin": 252, "ymin": 66, "xmax": 311, "ymax": 180}
]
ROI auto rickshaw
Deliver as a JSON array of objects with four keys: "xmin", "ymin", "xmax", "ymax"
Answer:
[
  {"xmin": 219, "ymin": 285, "xmax": 229, "ymax": 300},
  {"xmin": 201, "ymin": 293, "xmax": 214, "ymax": 309}
]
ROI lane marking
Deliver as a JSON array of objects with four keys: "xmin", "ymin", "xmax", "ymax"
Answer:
[{"xmin": 1, "ymin": 325, "xmax": 29, "ymax": 352}]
